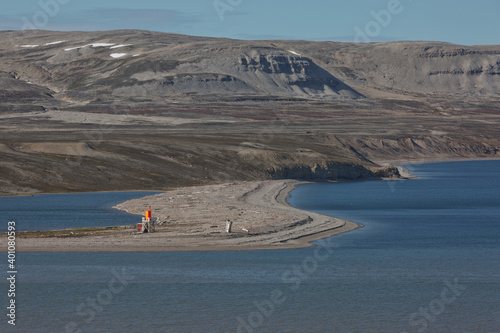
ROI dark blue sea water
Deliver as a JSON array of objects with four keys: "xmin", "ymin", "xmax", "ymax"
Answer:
[
  {"xmin": 1, "ymin": 161, "xmax": 499, "ymax": 333},
  {"xmin": 0, "ymin": 191, "xmax": 162, "ymax": 231}
]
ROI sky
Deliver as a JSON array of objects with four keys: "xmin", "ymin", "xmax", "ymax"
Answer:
[{"xmin": 1, "ymin": 0, "xmax": 499, "ymax": 45}]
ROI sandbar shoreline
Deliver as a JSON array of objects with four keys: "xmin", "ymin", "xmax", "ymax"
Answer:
[
  {"xmin": 7, "ymin": 179, "xmax": 362, "ymax": 252},
  {"xmin": 3, "ymin": 158, "xmax": 497, "ymax": 252}
]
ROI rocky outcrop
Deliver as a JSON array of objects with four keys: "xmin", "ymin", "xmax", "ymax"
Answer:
[
  {"xmin": 267, "ymin": 162, "xmax": 399, "ymax": 180},
  {"xmin": 108, "ymin": 51, "xmax": 363, "ymax": 99},
  {"xmin": 229, "ymin": 52, "xmax": 363, "ymax": 99},
  {"xmin": 236, "ymin": 148, "xmax": 400, "ymax": 181}
]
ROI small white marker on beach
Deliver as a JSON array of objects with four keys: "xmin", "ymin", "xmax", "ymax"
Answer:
[{"xmin": 225, "ymin": 219, "xmax": 233, "ymax": 233}]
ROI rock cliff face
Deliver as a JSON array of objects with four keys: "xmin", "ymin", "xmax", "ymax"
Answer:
[
  {"xmin": 76, "ymin": 49, "xmax": 363, "ymax": 100},
  {"xmin": 267, "ymin": 163, "xmax": 399, "ymax": 180},
  {"xmin": 236, "ymin": 148, "xmax": 400, "ymax": 181},
  {"xmin": 225, "ymin": 52, "xmax": 363, "ymax": 99}
]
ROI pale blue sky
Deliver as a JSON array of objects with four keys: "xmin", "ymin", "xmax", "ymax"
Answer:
[{"xmin": 1, "ymin": 0, "xmax": 499, "ymax": 45}]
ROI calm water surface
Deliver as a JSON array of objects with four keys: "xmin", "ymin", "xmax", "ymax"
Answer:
[
  {"xmin": 1, "ymin": 161, "xmax": 499, "ymax": 333},
  {"xmin": 0, "ymin": 191, "xmax": 162, "ymax": 231}
]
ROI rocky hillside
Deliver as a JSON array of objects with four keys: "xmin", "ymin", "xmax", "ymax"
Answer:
[
  {"xmin": 281, "ymin": 40, "xmax": 500, "ymax": 98},
  {"xmin": 1, "ymin": 30, "xmax": 499, "ymax": 112}
]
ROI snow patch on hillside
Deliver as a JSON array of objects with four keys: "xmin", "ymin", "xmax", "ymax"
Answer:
[
  {"xmin": 44, "ymin": 41, "xmax": 65, "ymax": 46},
  {"xmin": 65, "ymin": 43, "xmax": 116, "ymax": 51},
  {"xmin": 110, "ymin": 53, "xmax": 127, "ymax": 58},
  {"xmin": 110, "ymin": 44, "xmax": 133, "ymax": 49}
]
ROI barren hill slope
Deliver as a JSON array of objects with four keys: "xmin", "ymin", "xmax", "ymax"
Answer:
[
  {"xmin": 1, "ymin": 30, "xmax": 363, "ymax": 109},
  {"xmin": 0, "ymin": 30, "xmax": 498, "ymax": 195},
  {"xmin": 1, "ymin": 30, "xmax": 499, "ymax": 111},
  {"xmin": 281, "ymin": 40, "xmax": 500, "ymax": 98}
]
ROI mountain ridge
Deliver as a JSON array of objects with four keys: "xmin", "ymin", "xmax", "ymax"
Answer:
[{"xmin": 1, "ymin": 30, "xmax": 499, "ymax": 112}]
